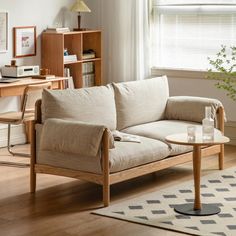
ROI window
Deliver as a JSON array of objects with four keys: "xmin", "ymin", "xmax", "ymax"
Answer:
[{"xmin": 151, "ymin": 0, "xmax": 236, "ymax": 71}]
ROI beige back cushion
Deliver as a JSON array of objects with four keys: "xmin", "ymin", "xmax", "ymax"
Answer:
[
  {"xmin": 41, "ymin": 85, "xmax": 117, "ymax": 130},
  {"xmin": 113, "ymin": 76, "xmax": 169, "ymax": 130}
]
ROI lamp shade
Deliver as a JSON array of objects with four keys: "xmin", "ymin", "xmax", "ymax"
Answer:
[{"xmin": 70, "ymin": 0, "xmax": 91, "ymax": 13}]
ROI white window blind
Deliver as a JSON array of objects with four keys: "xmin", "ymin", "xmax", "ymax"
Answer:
[{"xmin": 151, "ymin": 0, "xmax": 236, "ymax": 70}]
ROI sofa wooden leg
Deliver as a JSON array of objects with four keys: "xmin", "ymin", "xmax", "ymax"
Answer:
[
  {"xmin": 103, "ymin": 183, "xmax": 110, "ymax": 207},
  {"xmin": 102, "ymin": 128, "xmax": 110, "ymax": 207},
  {"xmin": 30, "ymin": 170, "xmax": 36, "ymax": 193},
  {"xmin": 30, "ymin": 120, "xmax": 36, "ymax": 193},
  {"xmin": 218, "ymin": 144, "xmax": 224, "ymax": 170}
]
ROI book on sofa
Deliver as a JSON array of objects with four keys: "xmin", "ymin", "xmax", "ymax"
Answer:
[{"xmin": 112, "ymin": 131, "xmax": 141, "ymax": 143}]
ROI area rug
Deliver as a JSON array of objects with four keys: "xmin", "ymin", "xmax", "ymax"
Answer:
[{"xmin": 93, "ymin": 168, "xmax": 236, "ymax": 236}]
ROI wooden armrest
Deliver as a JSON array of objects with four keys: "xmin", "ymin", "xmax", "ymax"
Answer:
[
  {"xmin": 35, "ymin": 99, "xmax": 42, "ymax": 123},
  {"xmin": 217, "ymin": 106, "xmax": 225, "ymax": 134}
]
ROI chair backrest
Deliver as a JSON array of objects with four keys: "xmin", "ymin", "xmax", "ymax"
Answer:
[{"xmin": 21, "ymin": 82, "xmax": 52, "ymax": 118}]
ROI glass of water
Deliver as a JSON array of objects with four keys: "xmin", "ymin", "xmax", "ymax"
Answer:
[{"xmin": 187, "ymin": 125, "xmax": 196, "ymax": 142}]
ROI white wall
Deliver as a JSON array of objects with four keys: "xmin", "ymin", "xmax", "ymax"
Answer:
[
  {"xmin": 0, "ymin": 0, "xmax": 78, "ymax": 69},
  {"xmin": 0, "ymin": 0, "xmax": 77, "ymax": 112},
  {"xmin": 0, "ymin": 0, "xmax": 77, "ymax": 145}
]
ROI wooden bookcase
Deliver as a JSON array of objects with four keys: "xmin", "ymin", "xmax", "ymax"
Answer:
[{"xmin": 41, "ymin": 30, "xmax": 102, "ymax": 88}]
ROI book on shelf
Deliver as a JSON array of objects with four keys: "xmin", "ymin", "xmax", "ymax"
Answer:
[
  {"xmin": 45, "ymin": 27, "xmax": 70, "ymax": 33},
  {"xmin": 64, "ymin": 68, "xmax": 70, "ymax": 77},
  {"xmin": 64, "ymin": 54, "xmax": 77, "ymax": 63},
  {"xmin": 32, "ymin": 75, "xmax": 56, "ymax": 80},
  {"xmin": 83, "ymin": 74, "xmax": 95, "ymax": 88},
  {"xmin": 82, "ymin": 62, "xmax": 94, "ymax": 74},
  {"xmin": 64, "ymin": 68, "xmax": 75, "ymax": 89}
]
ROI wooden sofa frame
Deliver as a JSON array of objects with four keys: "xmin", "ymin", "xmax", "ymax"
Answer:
[{"xmin": 30, "ymin": 100, "xmax": 225, "ymax": 206}]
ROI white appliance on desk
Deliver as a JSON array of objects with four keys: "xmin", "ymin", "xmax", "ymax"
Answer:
[
  {"xmin": 1, "ymin": 65, "xmax": 40, "ymax": 78},
  {"xmin": 0, "ymin": 70, "xmax": 20, "ymax": 83}
]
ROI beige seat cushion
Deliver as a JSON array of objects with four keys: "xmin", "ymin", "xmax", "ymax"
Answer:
[
  {"xmin": 109, "ymin": 133, "xmax": 170, "ymax": 173},
  {"xmin": 112, "ymin": 76, "xmax": 169, "ymax": 130},
  {"xmin": 41, "ymin": 85, "xmax": 117, "ymax": 130},
  {"xmin": 122, "ymin": 120, "xmax": 222, "ymax": 156},
  {"xmin": 36, "ymin": 125, "xmax": 170, "ymax": 174}
]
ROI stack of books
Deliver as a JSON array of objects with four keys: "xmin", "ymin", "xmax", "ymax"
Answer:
[
  {"xmin": 83, "ymin": 74, "xmax": 95, "ymax": 87},
  {"xmin": 82, "ymin": 62, "xmax": 94, "ymax": 74},
  {"xmin": 45, "ymin": 27, "xmax": 70, "ymax": 33},
  {"xmin": 64, "ymin": 55, "xmax": 77, "ymax": 63},
  {"xmin": 82, "ymin": 62, "xmax": 95, "ymax": 87}
]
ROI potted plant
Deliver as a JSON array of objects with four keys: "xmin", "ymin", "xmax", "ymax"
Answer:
[{"xmin": 207, "ymin": 45, "xmax": 236, "ymax": 101}]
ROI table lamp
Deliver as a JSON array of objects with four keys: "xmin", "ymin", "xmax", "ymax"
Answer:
[{"xmin": 70, "ymin": 0, "xmax": 91, "ymax": 31}]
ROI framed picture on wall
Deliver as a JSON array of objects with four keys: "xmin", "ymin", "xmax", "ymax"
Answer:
[
  {"xmin": 0, "ymin": 11, "xmax": 8, "ymax": 53},
  {"xmin": 13, "ymin": 26, "xmax": 36, "ymax": 58}
]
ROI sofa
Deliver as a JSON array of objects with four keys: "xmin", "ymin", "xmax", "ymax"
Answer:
[{"xmin": 30, "ymin": 76, "xmax": 225, "ymax": 206}]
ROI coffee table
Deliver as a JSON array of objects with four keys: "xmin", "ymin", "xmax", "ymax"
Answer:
[{"xmin": 165, "ymin": 132, "xmax": 229, "ymax": 216}]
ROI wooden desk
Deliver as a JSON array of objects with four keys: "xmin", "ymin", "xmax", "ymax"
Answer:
[
  {"xmin": 0, "ymin": 77, "xmax": 68, "ymax": 143},
  {"xmin": 0, "ymin": 77, "xmax": 68, "ymax": 97}
]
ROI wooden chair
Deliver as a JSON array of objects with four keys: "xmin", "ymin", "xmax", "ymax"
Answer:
[{"xmin": 0, "ymin": 82, "xmax": 52, "ymax": 167}]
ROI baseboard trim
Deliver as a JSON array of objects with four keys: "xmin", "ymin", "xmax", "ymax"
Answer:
[{"xmin": 0, "ymin": 124, "xmax": 27, "ymax": 148}]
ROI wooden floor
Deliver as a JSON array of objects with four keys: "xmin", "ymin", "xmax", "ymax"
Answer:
[{"xmin": 0, "ymin": 145, "xmax": 236, "ymax": 236}]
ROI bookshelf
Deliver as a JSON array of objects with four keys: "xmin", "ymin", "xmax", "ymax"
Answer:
[{"xmin": 41, "ymin": 30, "xmax": 102, "ymax": 88}]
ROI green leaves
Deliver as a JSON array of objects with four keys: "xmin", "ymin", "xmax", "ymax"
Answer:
[{"xmin": 207, "ymin": 45, "xmax": 236, "ymax": 101}]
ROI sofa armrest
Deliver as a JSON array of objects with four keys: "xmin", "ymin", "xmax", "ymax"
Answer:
[
  {"xmin": 39, "ymin": 118, "xmax": 113, "ymax": 158},
  {"xmin": 165, "ymin": 96, "xmax": 225, "ymax": 131}
]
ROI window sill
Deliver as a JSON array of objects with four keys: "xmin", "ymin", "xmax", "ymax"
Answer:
[{"xmin": 151, "ymin": 67, "xmax": 208, "ymax": 80}]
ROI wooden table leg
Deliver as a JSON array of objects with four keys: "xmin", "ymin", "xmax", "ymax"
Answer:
[
  {"xmin": 174, "ymin": 144, "xmax": 221, "ymax": 216},
  {"xmin": 58, "ymin": 80, "xmax": 64, "ymax": 89},
  {"xmin": 193, "ymin": 145, "xmax": 201, "ymax": 210},
  {"xmin": 24, "ymin": 120, "xmax": 32, "ymax": 143}
]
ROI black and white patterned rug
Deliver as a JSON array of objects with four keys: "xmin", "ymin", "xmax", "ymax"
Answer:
[{"xmin": 93, "ymin": 168, "xmax": 236, "ymax": 236}]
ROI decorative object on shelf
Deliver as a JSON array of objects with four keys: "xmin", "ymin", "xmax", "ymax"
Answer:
[
  {"xmin": 70, "ymin": 0, "xmax": 91, "ymax": 31},
  {"xmin": 207, "ymin": 45, "xmax": 236, "ymax": 101},
  {"xmin": 13, "ymin": 26, "xmax": 36, "ymax": 58},
  {"xmin": 82, "ymin": 49, "xmax": 95, "ymax": 59},
  {"xmin": 32, "ymin": 68, "xmax": 55, "ymax": 80},
  {"xmin": 10, "ymin": 59, "xmax": 17, "ymax": 67},
  {"xmin": 64, "ymin": 48, "xmax": 69, "ymax": 56},
  {"xmin": 0, "ymin": 11, "xmax": 8, "ymax": 53},
  {"xmin": 40, "ymin": 68, "xmax": 50, "ymax": 76}
]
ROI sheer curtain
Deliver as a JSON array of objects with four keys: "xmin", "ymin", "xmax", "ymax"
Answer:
[
  {"xmin": 101, "ymin": 0, "xmax": 150, "ymax": 83},
  {"xmin": 151, "ymin": 0, "xmax": 236, "ymax": 70}
]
